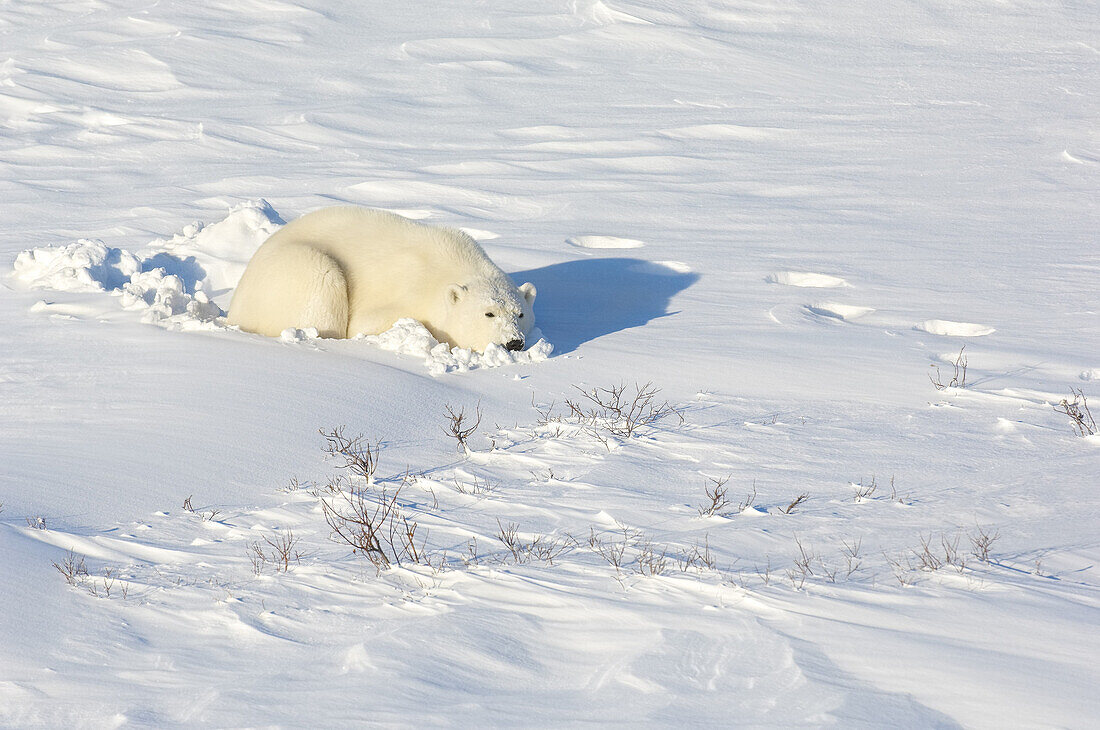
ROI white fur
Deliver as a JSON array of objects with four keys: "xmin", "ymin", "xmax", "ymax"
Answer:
[{"xmin": 227, "ymin": 206, "xmax": 537, "ymax": 352}]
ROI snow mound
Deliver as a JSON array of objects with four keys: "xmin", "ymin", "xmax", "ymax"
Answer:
[
  {"xmin": 13, "ymin": 238, "xmax": 142, "ymax": 293},
  {"xmin": 916, "ymin": 320, "xmax": 995, "ymax": 337},
  {"xmin": 767, "ymin": 271, "xmax": 850, "ymax": 288},
  {"xmin": 805, "ymin": 302, "xmax": 875, "ymax": 321},
  {"xmin": 13, "ymin": 200, "xmax": 281, "ymax": 328},
  {"xmin": 356, "ymin": 318, "xmax": 553, "ymax": 376}
]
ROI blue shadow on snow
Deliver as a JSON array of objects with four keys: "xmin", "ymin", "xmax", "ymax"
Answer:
[
  {"xmin": 511, "ymin": 257, "xmax": 698, "ymax": 354},
  {"xmin": 143, "ymin": 252, "xmax": 207, "ymax": 294}
]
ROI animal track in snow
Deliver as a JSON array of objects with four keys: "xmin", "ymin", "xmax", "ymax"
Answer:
[
  {"xmin": 767, "ymin": 271, "xmax": 850, "ymax": 288},
  {"xmin": 915, "ymin": 320, "xmax": 995, "ymax": 337},
  {"xmin": 566, "ymin": 235, "xmax": 645, "ymax": 249}
]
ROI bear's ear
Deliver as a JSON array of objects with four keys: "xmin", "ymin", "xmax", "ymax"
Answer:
[
  {"xmin": 519, "ymin": 282, "xmax": 537, "ymax": 305},
  {"xmin": 446, "ymin": 284, "xmax": 467, "ymax": 305}
]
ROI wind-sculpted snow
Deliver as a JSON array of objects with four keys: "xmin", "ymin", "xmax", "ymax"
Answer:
[{"xmin": 1, "ymin": 0, "xmax": 1099, "ymax": 726}]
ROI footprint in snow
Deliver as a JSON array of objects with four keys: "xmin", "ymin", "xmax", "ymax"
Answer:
[
  {"xmin": 915, "ymin": 320, "xmax": 995, "ymax": 337},
  {"xmin": 767, "ymin": 271, "xmax": 850, "ymax": 288}
]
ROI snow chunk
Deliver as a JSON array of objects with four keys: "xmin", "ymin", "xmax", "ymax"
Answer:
[
  {"xmin": 280, "ymin": 327, "xmax": 321, "ymax": 342},
  {"xmin": 13, "ymin": 239, "xmax": 141, "ymax": 292},
  {"xmin": 144, "ymin": 199, "xmax": 284, "ymax": 295},
  {"xmin": 356, "ymin": 318, "xmax": 553, "ymax": 376},
  {"xmin": 12, "ymin": 200, "xmax": 285, "ymax": 331}
]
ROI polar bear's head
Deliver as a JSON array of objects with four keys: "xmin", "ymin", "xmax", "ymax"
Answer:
[{"xmin": 441, "ymin": 277, "xmax": 537, "ymax": 352}]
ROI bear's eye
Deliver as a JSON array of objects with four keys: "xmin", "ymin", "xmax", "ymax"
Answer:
[{"xmin": 485, "ymin": 312, "xmax": 495, "ymax": 318}]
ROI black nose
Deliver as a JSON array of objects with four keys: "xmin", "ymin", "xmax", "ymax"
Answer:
[{"xmin": 505, "ymin": 338, "xmax": 524, "ymax": 351}]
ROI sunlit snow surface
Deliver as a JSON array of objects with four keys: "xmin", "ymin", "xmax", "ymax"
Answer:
[{"xmin": 1, "ymin": 1, "xmax": 1099, "ymax": 728}]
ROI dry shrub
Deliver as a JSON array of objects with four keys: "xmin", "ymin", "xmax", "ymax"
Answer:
[
  {"xmin": 318, "ymin": 429, "xmax": 428, "ymax": 571},
  {"xmin": 1054, "ymin": 389, "xmax": 1096, "ymax": 436}
]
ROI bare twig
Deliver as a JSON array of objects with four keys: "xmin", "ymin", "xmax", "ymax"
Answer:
[
  {"xmin": 853, "ymin": 476, "xmax": 877, "ymax": 502},
  {"xmin": 247, "ymin": 541, "xmax": 267, "ymax": 575},
  {"xmin": 969, "ymin": 525, "xmax": 1000, "ymax": 563},
  {"xmin": 320, "ymin": 427, "xmax": 380, "ymax": 483},
  {"xmin": 443, "ymin": 402, "xmax": 482, "ymax": 453},
  {"xmin": 636, "ymin": 540, "xmax": 667, "ymax": 576},
  {"xmin": 841, "ymin": 538, "xmax": 863, "ymax": 578},
  {"xmin": 263, "ymin": 530, "xmax": 301, "ymax": 573},
  {"xmin": 321, "ymin": 480, "xmax": 427, "ymax": 570},
  {"xmin": 565, "ymin": 382, "xmax": 684, "ymax": 438},
  {"xmin": 915, "ymin": 533, "xmax": 944, "ymax": 572},
  {"xmin": 885, "ymin": 552, "xmax": 918, "ymax": 586},
  {"xmin": 781, "ymin": 493, "xmax": 809, "ymax": 514},
  {"xmin": 589, "ymin": 527, "xmax": 627, "ymax": 572},
  {"xmin": 930, "ymin": 346, "xmax": 968, "ymax": 390},
  {"xmin": 495, "ymin": 519, "xmax": 571, "ymax": 565},
  {"xmin": 53, "ymin": 550, "xmax": 88, "ymax": 586},
  {"xmin": 676, "ymin": 534, "xmax": 717, "ymax": 572},
  {"xmin": 697, "ymin": 474, "xmax": 732, "ymax": 516},
  {"xmin": 737, "ymin": 481, "xmax": 758, "ymax": 513},
  {"xmin": 792, "ymin": 537, "xmax": 815, "ymax": 579},
  {"xmin": 1054, "ymin": 389, "xmax": 1096, "ymax": 436}
]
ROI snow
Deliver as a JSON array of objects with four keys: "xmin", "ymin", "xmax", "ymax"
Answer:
[
  {"xmin": 2, "ymin": 0, "xmax": 1099, "ymax": 727},
  {"xmin": 916, "ymin": 320, "xmax": 997, "ymax": 338},
  {"xmin": 767, "ymin": 271, "xmax": 851, "ymax": 288},
  {"xmin": 566, "ymin": 235, "xmax": 646, "ymax": 249}
]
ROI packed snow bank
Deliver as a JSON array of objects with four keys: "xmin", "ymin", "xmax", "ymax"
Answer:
[{"xmin": 12, "ymin": 201, "xmax": 552, "ymax": 372}]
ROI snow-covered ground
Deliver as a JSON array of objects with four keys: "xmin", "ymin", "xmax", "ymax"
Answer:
[{"xmin": 2, "ymin": 1, "xmax": 1098, "ymax": 727}]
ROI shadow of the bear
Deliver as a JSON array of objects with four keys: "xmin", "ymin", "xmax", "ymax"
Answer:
[{"xmin": 511, "ymin": 257, "xmax": 698, "ymax": 354}]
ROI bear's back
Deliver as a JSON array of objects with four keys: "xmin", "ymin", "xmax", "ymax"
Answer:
[
  {"xmin": 268, "ymin": 207, "xmax": 489, "ymax": 279},
  {"xmin": 261, "ymin": 206, "xmax": 502, "ymax": 317}
]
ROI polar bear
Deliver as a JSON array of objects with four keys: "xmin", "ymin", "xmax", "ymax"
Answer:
[{"xmin": 227, "ymin": 206, "xmax": 537, "ymax": 352}]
